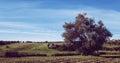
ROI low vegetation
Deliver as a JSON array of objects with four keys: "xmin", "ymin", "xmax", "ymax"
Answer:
[{"xmin": 0, "ymin": 40, "xmax": 119, "ymax": 63}]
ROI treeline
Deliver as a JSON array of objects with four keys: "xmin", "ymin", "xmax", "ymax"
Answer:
[
  {"xmin": 0, "ymin": 40, "xmax": 120, "ymax": 45},
  {"xmin": 0, "ymin": 41, "xmax": 20, "ymax": 45},
  {"xmin": 0, "ymin": 40, "xmax": 63, "ymax": 45}
]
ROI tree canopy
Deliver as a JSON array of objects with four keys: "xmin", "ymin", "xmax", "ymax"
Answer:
[{"xmin": 62, "ymin": 13, "xmax": 112, "ymax": 55}]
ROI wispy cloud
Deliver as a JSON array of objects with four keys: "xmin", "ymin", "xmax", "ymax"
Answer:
[
  {"xmin": 0, "ymin": 8, "xmax": 120, "ymax": 40},
  {"xmin": 0, "ymin": 0, "xmax": 43, "ymax": 9},
  {"xmin": 0, "ymin": 29, "xmax": 63, "ymax": 34},
  {"xmin": 0, "ymin": 0, "xmax": 120, "ymax": 41},
  {"xmin": 0, "ymin": 21, "xmax": 38, "ymax": 29},
  {"xmin": 0, "ymin": 29, "xmax": 63, "ymax": 41}
]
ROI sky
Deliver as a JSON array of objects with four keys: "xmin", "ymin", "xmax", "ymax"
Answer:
[{"xmin": 0, "ymin": 0, "xmax": 120, "ymax": 41}]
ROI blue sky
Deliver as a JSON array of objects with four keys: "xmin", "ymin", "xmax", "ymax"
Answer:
[{"xmin": 0, "ymin": 0, "xmax": 120, "ymax": 41}]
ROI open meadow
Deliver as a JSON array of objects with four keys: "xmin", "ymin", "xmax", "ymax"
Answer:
[{"xmin": 0, "ymin": 41, "xmax": 120, "ymax": 63}]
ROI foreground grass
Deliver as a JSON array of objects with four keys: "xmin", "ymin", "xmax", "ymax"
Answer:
[{"xmin": 0, "ymin": 56, "xmax": 120, "ymax": 63}]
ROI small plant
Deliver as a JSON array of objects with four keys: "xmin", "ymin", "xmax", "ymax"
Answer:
[{"xmin": 6, "ymin": 45, "xmax": 10, "ymax": 48}]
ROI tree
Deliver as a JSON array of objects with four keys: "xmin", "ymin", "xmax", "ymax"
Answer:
[{"xmin": 62, "ymin": 13, "xmax": 112, "ymax": 55}]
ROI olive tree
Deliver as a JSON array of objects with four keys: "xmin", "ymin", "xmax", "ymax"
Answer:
[{"xmin": 62, "ymin": 13, "xmax": 112, "ymax": 55}]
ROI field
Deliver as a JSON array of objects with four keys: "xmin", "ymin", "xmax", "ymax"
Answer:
[
  {"xmin": 0, "ymin": 41, "xmax": 120, "ymax": 63},
  {"xmin": 0, "ymin": 56, "xmax": 120, "ymax": 63}
]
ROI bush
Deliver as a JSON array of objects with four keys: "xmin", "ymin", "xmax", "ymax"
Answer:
[
  {"xmin": 6, "ymin": 46, "xmax": 10, "ymax": 48},
  {"xmin": 47, "ymin": 43, "xmax": 75, "ymax": 51}
]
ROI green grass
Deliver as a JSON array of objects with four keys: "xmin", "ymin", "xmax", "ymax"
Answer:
[
  {"xmin": 18, "ymin": 43, "xmax": 76, "ymax": 56},
  {"xmin": 0, "ymin": 43, "xmax": 37, "ymax": 56},
  {"xmin": 0, "ymin": 42, "xmax": 120, "ymax": 57},
  {"xmin": 0, "ymin": 43, "xmax": 35, "ymax": 51},
  {"xmin": 0, "ymin": 42, "xmax": 120, "ymax": 63},
  {"xmin": 0, "ymin": 43, "xmax": 76, "ymax": 56}
]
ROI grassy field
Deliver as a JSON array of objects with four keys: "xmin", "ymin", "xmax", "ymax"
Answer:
[
  {"xmin": 0, "ymin": 42, "xmax": 120, "ymax": 63},
  {"xmin": 0, "ymin": 43, "xmax": 76, "ymax": 56},
  {"xmin": 0, "ymin": 56, "xmax": 120, "ymax": 63}
]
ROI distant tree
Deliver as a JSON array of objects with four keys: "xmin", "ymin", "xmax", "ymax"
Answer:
[{"xmin": 62, "ymin": 13, "xmax": 112, "ymax": 55}]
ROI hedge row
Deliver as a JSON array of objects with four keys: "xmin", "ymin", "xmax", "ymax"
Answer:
[
  {"xmin": 106, "ymin": 41, "xmax": 120, "ymax": 45},
  {"xmin": 4, "ymin": 51, "xmax": 81, "ymax": 57},
  {"xmin": 102, "ymin": 47, "xmax": 120, "ymax": 51},
  {"xmin": 0, "ymin": 41, "xmax": 20, "ymax": 45},
  {"xmin": 4, "ymin": 51, "xmax": 47, "ymax": 57},
  {"xmin": 51, "ymin": 53, "xmax": 80, "ymax": 56}
]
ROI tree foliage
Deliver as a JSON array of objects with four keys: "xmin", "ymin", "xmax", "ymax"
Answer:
[{"xmin": 62, "ymin": 13, "xmax": 112, "ymax": 55}]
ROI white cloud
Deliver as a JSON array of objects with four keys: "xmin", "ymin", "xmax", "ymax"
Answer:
[{"xmin": 0, "ymin": 29, "xmax": 62, "ymax": 35}]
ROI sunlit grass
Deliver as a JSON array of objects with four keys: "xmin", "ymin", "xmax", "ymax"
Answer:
[{"xmin": 0, "ymin": 42, "xmax": 120, "ymax": 63}]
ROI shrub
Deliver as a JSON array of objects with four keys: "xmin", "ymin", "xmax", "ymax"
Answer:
[
  {"xmin": 47, "ymin": 43, "xmax": 75, "ymax": 51},
  {"xmin": 6, "ymin": 45, "xmax": 10, "ymax": 48}
]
